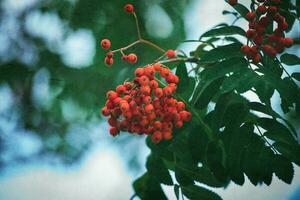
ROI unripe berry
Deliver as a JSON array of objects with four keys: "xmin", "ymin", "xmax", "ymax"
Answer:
[
  {"xmin": 124, "ymin": 4, "xmax": 134, "ymax": 13},
  {"xmin": 166, "ymin": 50, "xmax": 176, "ymax": 58},
  {"xmin": 101, "ymin": 39, "xmax": 111, "ymax": 50}
]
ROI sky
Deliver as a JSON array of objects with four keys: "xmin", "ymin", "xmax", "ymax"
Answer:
[{"xmin": 0, "ymin": 0, "xmax": 299, "ymax": 200}]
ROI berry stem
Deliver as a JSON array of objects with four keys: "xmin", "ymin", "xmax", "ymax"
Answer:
[
  {"xmin": 158, "ymin": 57, "xmax": 199, "ymax": 65},
  {"xmin": 275, "ymin": 57, "xmax": 300, "ymax": 89},
  {"xmin": 110, "ymin": 40, "xmax": 141, "ymax": 53},
  {"xmin": 133, "ymin": 12, "xmax": 142, "ymax": 40},
  {"xmin": 140, "ymin": 39, "xmax": 166, "ymax": 53}
]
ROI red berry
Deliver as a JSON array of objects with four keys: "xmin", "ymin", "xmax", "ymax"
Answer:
[
  {"xmin": 109, "ymin": 127, "xmax": 119, "ymax": 137},
  {"xmin": 151, "ymin": 131, "xmax": 162, "ymax": 144},
  {"xmin": 166, "ymin": 50, "xmax": 176, "ymax": 58},
  {"xmin": 246, "ymin": 12, "xmax": 256, "ymax": 21},
  {"xmin": 127, "ymin": 53, "xmax": 137, "ymax": 64},
  {"xmin": 105, "ymin": 57, "xmax": 113, "ymax": 65},
  {"xmin": 101, "ymin": 39, "xmax": 111, "ymax": 50},
  {"xmin": 228, "ymin": 0, "xmax": 237, "ymax": 6},
  {"xmin": 246, "ymin": 29, "xmax": 256, "ymax": 39},
  {"xmin": 124, "ymin": 4, "xmax": 134, "ymax": 13},
  {"xmin": 257, "ymin": 5, "xmax": 266, "ymax": 14},
  {"xmin": 106, "ymin": 52, "xmax": 113, "ymax": 58}
]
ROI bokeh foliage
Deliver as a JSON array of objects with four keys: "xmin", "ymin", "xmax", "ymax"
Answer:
[{"xmin": 0, "ymin": 0, "xmax": 188, "ymax": 165}]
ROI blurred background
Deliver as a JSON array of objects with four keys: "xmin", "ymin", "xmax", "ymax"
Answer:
[{"xmin": 0, "ymin": 0, "xmax": 299, "ymax": 199}]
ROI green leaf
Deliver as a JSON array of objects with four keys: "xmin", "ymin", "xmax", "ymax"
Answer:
[
  {"xmin": 175, "ymin": 164, "xmax": 195, "ymax": 186},
  {"xmin": 181, "ymin": 185, "xmax": 222, "ymax": 200},
  {"xmin": 249, "ymin": 102, "xmax": 297, "ymax": 137},
  {"xmin": 221, "ymin": 67, "xmax": 258, "ymax": 94},
  {"xmin": 243, "ymin": 137, "xmax": 274, "ymax": 185},
  {"xmin": 280, "ymin": 53, "xmax": 300, "ymax": 66},
  {"xmin": 273, "ymin": 154, "xmax": 294, "ymax": 184},
  {"xmin": 200, "ymin": 43, "xmax": 243, "ymax": 63},
  {"xmin": 258, "ymin": 118, "xmax": 297, "ymax": 145},
  {"xmin": 273, "ymin": 142, "xmax": 300, "ymax": 166},
  {"xmin": 146, "ymin": 154, "xmax": 173, "ymax": 185},
  {"xmin": 188, "ymin": 125, "xmax": 210, "ymax": 163},
  {"xmin": 200, "ymin": 25, "xmax": 246, "ymax": 38},
  {"xmin": 292, "ymin": 73, "xmax": 300, "ymax": 81},
  {"xmin": 133, "ymin": 172, "xmax": 168, "ymax": 200},
  {"xmin": 206, "ymin": 141, "xmax": 228, "ymax": 183},
  {"xmin": 232, "ymin": 3, "xmax": 250, "ymax": 18},
  {"xmin": 176, "ymin": 62, "xmax": 189, "ymax": 93},
  {"xmin": 194, "ymin": 77, "xmax": 224, "ymax": 110},
  {"xmin": 254, "ymin": 79, "xmax": 274, "ymax": 105},
  {"xmin": 176, "ymin": 163, "xmax": 227, "ymax": 188},
  {"xmin": 174, "ymin": 184, "xmax": 180, "ymax": 200}
]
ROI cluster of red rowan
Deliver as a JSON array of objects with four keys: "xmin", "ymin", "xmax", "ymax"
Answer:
[
  {"xmin": 101, "ymin": 63, "xmax": 191, "ymax": 144},
  {"xmin": 228, "ymin": 0, "xmax": 294, "ymax": 63}
]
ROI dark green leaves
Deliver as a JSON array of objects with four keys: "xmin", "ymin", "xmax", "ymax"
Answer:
[
  {"xmin": 292, "ymin": 73, "xmax": 300, "ymax": 81},
  {"xmin": 281, "ymin": 53, "xmax": 300, "ymax": 66},
  {"xmin": 232, "ymin": 3, "xmax": 250, "ymax": 18},
  {"xmin": 200, "ymin": 43, "xmax": 243, "ymax": 63},
  {"xmin": 146, "ymin": 154, "xmax": 173, "ymax": 185},
  {"xmin": 176, "ymin": 62, "xmax": 195, "ymax": 100},
  {"xmin": 200, "ymin": 26, "xmax": 246, "ymax": 38},
  {"xmin": 273, "ymin": 154, "xmax": 294, "ymax": 184},
  {"xmin": 181, "ymin": 185, "xmax": 222, "ymax": 200},
  {"xmin": 133, "ymin": 172, "xmax": 168, "ymax": 200}
]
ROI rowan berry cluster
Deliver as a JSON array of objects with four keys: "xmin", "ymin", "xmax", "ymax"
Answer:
[
  {"xmin": 232, "ymin": 0, "xmax": 294, "ymax": 63},
  {"xmin": 101, "ymin": 63, "xmax": 191, "ymax": 144}
]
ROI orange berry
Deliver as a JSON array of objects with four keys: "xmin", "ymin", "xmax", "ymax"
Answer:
[
  {"xmin": 166, "ymin": 49, "xmax": 176, "ymax": 58},
  {"xmin": 127, "ymin": 53, "xmax": 137, "ymax": 64}
]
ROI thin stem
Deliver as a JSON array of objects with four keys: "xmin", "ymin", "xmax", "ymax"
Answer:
[
  {"xmin": 140, "ymin": 39, "xmax": 166, "ymax": 53},
  {"xmin": 110, "ymin": 40, "xmax": 141, "ymax": 53},
  {"xmin": 133, "ymin": 12, "xmax": 142, "ymax": 40},
  {"xmin": 255, "ymin": 125, "xmax": 278, "ymax": 154},
  {"xmin": 158, "ymin": 57, "xmax": 199, "ymax": 65},
  {"xmin": 276, "ymin": 57, "xmax": 298, "ymax": 83}
]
